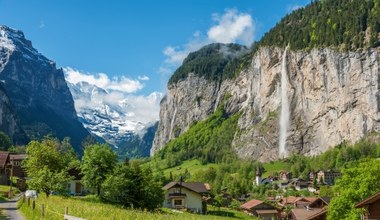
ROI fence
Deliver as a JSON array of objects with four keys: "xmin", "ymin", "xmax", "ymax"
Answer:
[{"xmin": 18, "ymin": 194, "xmax": 87, "ymax": 220}]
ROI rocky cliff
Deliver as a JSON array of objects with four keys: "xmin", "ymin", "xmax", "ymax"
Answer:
[
  {"xmin": 152, "ymin": 46, "xmax": 380, "ymax": 161},
  {"xmin": 0, "ymin": 25, "xmax": 89, "ymax": 151}
]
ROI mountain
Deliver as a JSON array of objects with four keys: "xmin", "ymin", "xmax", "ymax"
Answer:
[
  {"xmin": 0, "ymin": 25, "xmax": 90, "ymax": 152},
  {"xmin": 67, "ymin": 81, "xmax": 162, "ymax": 158},
  {"xmin": 152, "ymin": 0, "xmax": 380, "ymax": 161}
]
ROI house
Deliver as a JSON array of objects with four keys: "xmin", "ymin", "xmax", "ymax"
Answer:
[
  {"xmin": 316, "ymin": 170, "xmax": 341, "ymax": 185},
  {"xmin": 67, "ymin": 167, "xmax": 86, "ymax": 195},
  {"xmin": 290, "ymin": 178, "xmax": 309, "ymax": 191},
  {"xmin": 0, "ymin": 151, "xmax": 10, "ymax": 184},
  {"xmin": 355, "ymin": 191, "xmax": 380, "ymax": 220},
  {"xmin": 241, "ymin": 199, "xmax": 279, "ymax": 220},
  {"xmin": 290, "ymin": 197, "xmax": 330, "ymax": 220},
  {"xmin": 9, "ymin": 154, "xmax": 28, "ymax": 190},
  {"xmin": 162, "ymin": 182, "xmax": 210, "ymax": 214},
  {"xmin": 279, "ymin": 171, "xmax": 292, "ymax": 181}
]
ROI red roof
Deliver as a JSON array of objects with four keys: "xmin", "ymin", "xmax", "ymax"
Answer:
[
  {"xmin": 241, "ymin": 199, "xmax": 263, "ymax": 210},
  {"xmin": 355, "ymin": 191, "xmax": 380, "ymax": 208}
]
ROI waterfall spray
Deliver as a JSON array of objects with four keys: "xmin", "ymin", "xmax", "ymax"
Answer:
[{"xmin": 279, "ymin": 47, "xmax": 289, "ymax": 158}]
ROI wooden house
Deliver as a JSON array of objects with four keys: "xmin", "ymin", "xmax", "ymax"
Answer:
[
  {"xmin": 241, "ymin": 199, "xmax": 279, "ymax": 220},
  {"xmin": 355, "ymin": 191, "xmax": 380, "ymax": 220}
]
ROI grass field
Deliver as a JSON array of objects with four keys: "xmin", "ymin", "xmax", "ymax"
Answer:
[
  {"xmin": 262, "ymin": 160, "xmax": 291, "ymax": 177},
  {"xmin": 161, "ymin": 159, "xmax": 218, "ymax": 176},
  {"xmin": 18, "ymin": 195, "xmax": 256, "ymax": 220}
]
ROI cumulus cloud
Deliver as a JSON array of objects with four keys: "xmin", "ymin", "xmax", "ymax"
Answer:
[
  {"xmin": 63, "ymin": 67, "xmax": 163, "ymax": 127},
  {"xmin": 208, "ymin": 9, "xmax": 254, "ymax": 45},
  {"xmin": 64, "ymin": 67, "xmax": 143, "ymax": 93},
  {"xmin": 160, "ymin": 8, "xmax": 255, "ymax": 74}
]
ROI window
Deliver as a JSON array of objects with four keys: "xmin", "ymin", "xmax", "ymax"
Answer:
[
  {"xmin": 174, "ymin": 188, "xmax": 181, "ymax": 193},
  {"xmin": 174, "ymin": 199, "xmax": 182, "ymax": 206},
  {"xmin": 13, "ymin": 161, "xmax": 20, "ymax": 166}
]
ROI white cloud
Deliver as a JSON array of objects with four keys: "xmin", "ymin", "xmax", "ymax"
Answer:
[
  {"xmin": 64, "ymin": 67, "xmax": 143, "ymax": 93},
  {"xmin": 138, "ymin": 75, "xmax": 150, "ymax": 81},
  {"xmin": 160, "ymin": 8, "xmax": 255, "ymax": 74},
  {"xmin": 207, "ymin": 9, "xmax": 254, "ymax": 46}
]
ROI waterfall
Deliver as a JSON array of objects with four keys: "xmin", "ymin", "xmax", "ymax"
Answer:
[{"xmin": 279, "ymin": 47, "xmax": 289, "ymax": 158}]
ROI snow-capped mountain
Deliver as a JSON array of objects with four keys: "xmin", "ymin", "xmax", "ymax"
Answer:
[{"xmin": 66, "ymin": 79, "xmax": 163, "ymax": 158}]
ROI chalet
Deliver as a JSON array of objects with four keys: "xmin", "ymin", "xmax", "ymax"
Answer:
[
  {"xmin": 163, "ymin": 182, "xmax": 210, "ymax": 214},
  {"xmin": 355, "ymin": 191, "xmax": 380, "ymax": 220},
  {"xmin": 279, "ymin": 171, "xmax": 292, "ymax": 181},
  {"xmin": 290, "ymin": 197, "xmax": 330, "ymax": 220},
  {"xmin": 316, "ymin": 170, "xmax": 341, "ymax": 185},
  {"xmin": 241, "ymin": 199, "xmax": 279, "ymax": 220},
  {"xmin": 0, "ymin": 151, "xmax": 10, "ymax": 184},
  {"xmin": 67, "ymin": 167, "xmax": 86, "ymax": 195},
  {"xmin": 290, "ymin": 178, "xmax": 309, "ymax": 191}
]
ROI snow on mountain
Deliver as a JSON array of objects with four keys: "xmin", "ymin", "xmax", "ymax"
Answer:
[{"xmin": 65, "ymin": 72, "xmax": 163, "ymax": 157}]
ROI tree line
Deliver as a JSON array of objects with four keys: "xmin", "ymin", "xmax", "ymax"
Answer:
[{"xmin": 22, "ymin": 137, "xmax": 164, "ymax": 211}]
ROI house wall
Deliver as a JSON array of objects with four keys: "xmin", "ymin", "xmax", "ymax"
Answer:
[
  {"xmin": 163, "ymin": 187, "xmax": 203, "ymax": 212},
  {"xmin": 67, "ymin": 180, "xmax": 84, "ymax": 195},
  {"xmin": 368, "ymin": 200, "xmax": 380, "ymax": 219}
]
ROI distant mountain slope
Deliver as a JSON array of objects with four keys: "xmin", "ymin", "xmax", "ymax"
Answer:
[
  {"xmin": 0, "ymin": 25, "xmax": 89, "ymax": 152},
  {"xmin": 67, "ymin": 81, "xmax": 162, "ymax": 158}
]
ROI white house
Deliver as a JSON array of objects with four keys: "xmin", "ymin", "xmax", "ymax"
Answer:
[
  {"xmin": 66, "ymin": 167, "xmax": 86, "ymax": 195},
  {"xmin": 162, "ymin": 182, "xmax": 210, "ymax": 214}
]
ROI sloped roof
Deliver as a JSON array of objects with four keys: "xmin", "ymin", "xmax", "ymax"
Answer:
[
  {"xmin": 305, "ymin": 208, "xmax": 327, "ymax": 220},
  {"xmin": 0, "ymin": 151, "xmax": 10, "ymax": 168},
  {"xmin": 163, "ymin": 182, "xmax": 210, "ymax": 194},
  {"xmin": 355, "ymin": 191, "xmax": 380, "ymax": 208},
  {"xmin": 308, "ymin": 197, "xmax": 331, "ymax": 208},
  {"xmin": 291, "ymin": 208, "xmax": 323, "ymax": 220},
  {"xmin": 241, "ymin": 199, "xmax": 263, "ymax": 210}
]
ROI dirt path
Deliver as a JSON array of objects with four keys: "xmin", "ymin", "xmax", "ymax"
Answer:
[{"xmin": 0, "ymin": 194, "xmax": 25, "ymax": 220}]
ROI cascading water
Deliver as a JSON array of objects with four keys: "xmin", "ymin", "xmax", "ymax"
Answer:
[{"xmin": 279, "ymin": 47, "xmax": 289, "ymax": 158}]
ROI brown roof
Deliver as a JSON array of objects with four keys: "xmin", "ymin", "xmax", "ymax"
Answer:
[
  {"xmin": 291, "ymin": 208, "xmax": 323, "ymax": 220},
  {"xmin": 0, "ymin": 151, "xmax": 10, "ymax": 168},
  {"xmin": 308, "ymin": 197, "xmax": 331, "ymax": 208},
  {"xmin": 355, "ymin": 191, "xmax": 380, "ymax": 208},
  {"xmin": 163, "ymin": 182, "xmax": 210, "ymax": 194},
  {"xmin": 241, "ymin": 199, "xmax": 263, "ymax": 210},
  {"xmin": 305, "ymin": 208, "xmax": 327, "ymax": 220}
]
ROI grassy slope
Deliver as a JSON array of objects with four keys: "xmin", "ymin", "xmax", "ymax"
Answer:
[
  {"xmin": 18, "ymin": 195, "xmax": 256, "ymax": 220},
  {"xmin": 162, "ymin": 159, "xmax": 218, "ymax": 176},
  {"xmin": 262, "ymin": 160, "xmax": 291, "ymax": 178}
]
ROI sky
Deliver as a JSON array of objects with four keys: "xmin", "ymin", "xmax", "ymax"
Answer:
[{"xmin": 0, "ymin": 0, "xmax": 311, "ymax": 121}]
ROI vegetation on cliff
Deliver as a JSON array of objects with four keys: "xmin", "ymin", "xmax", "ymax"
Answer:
[
  {"xmin": 259, "ymin": 0, "xmax": 380, "ymax": 50},
  {"xmin": 168, "ymin": 43, "xmax": 248, "ymax": 85},
  {"xmin": 156, "ymin": 104, "xmax": 241, "ymax": 166}
]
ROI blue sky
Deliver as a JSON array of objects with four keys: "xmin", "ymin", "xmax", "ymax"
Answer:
[{"xmin": 0, "ymin": 0, "xmax": 311, "ymax": 96}]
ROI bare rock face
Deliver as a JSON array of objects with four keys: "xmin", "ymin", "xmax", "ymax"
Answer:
[
  {"xmin": 0, "ymin": 25, "xmax": 89, "ymax": 151},
  {"xmin": 152, "ymin": 46, "xmax": 380, "ymax": 161}
]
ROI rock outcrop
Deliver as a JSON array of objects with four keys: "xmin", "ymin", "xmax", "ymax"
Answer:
[
  {"xmin": 0, "ymin": 25, "xmax": 89, "ymax": 151},
  {"xmin": 152, "ymin": 46, "xmax": 380, "ymax": 161}
]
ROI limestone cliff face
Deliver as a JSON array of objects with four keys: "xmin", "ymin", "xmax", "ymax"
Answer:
[{"xmin": 152, "ymin": 47, "xmax": 380, "ymax": 161}]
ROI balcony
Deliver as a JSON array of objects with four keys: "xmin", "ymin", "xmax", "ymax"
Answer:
[{"xmin": 169, "ymin": 193, "xmax": 187, "ymax": 198}]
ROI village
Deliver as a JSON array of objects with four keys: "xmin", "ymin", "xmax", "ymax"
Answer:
[{"xmin": 0, "ymin": 150, "xmax": 379, "ymax": 220}]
